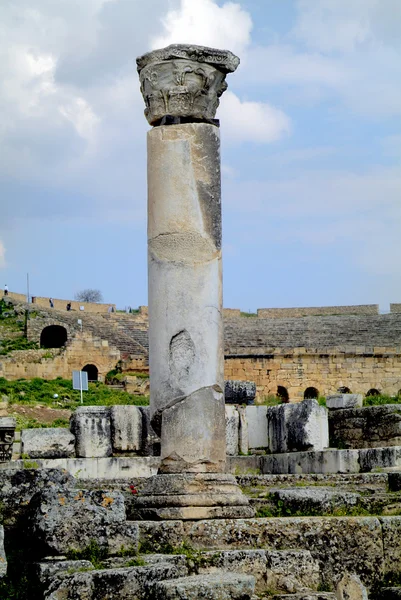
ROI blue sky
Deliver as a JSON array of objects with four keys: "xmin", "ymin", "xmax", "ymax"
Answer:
[{"xmin": 1, "ymin": 0, "xmax": 400, "ymax": 311}]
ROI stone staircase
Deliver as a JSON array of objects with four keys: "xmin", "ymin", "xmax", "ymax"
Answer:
[{"xmin": 2, "ymin": 468, "xmax": 401, "ymax": 598}]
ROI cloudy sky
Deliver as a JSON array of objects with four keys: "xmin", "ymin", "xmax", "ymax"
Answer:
[{"xmin": 1, "ymin": 0, "xmax": 400, "ymax": 311}]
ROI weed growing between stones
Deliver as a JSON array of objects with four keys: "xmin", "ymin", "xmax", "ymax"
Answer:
[
  {"xmin": 67, "ymin": 540, "xmax": 108, "ymax": 569},
  {"xmin": 255, "ymin": 495, "xmax": 375, "ymax": 518}
]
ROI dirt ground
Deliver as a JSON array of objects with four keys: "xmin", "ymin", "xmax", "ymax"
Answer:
[{"xmin": 5, "ymin": 404, "xmax": 71, "ymax": 424}]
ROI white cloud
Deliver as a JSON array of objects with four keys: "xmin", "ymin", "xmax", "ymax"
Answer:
[
  {"xmin": 0, "ymin": 241, "xmax": 6, "ymax": 268},
  {"xmin": 151, "ymin": 0, "xmax": 252, "ymax": 55},
  {"xmin": 293, "ymin": 0, "xmax": 401, "ymax": 53},
  {"xmin": 218, "ymin": 91, "xmax": 290, "ymax": 144}
]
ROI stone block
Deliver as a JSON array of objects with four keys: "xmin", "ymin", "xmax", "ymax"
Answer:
[
  {"xmin": 225, "ymin": 380, "xmax": 256, "ymax": 405},
  {"xmin": 268, "ymin": 487, "xmax": 360, "ymax": 514},
  {"xmin": 0, "ymin": 525, "xmax": 6, "ymax": 578},
  {"xmin": 379, "ymin": 516, "xmax": 401, "ymax": 576},
  {"xmin": 70, "ymin": 406, "xmax": 112, "ymax": 458},
  {"xmin": 246, "ymin": 406, "xmax": 268, "ymax": 449},
  {"xmin": 336, "ymin": 572, "xmax": 368, "ymax": 600},
  {"xmin": 271, "ymin": 594, "xmax": 336, "ymax": 599},
  {"xmin": 266, "ymin": 549, "xmax": 320, "ymax": 594},
  {"xmin": 267, "ymin": 399, "xmax": 329, "ymax": 453},
  {"xmin": 153, "ymin": 572, "xmax": 255, "ymax": 600},
  {"xmin": 21, "ymin": 428, "xmax": 75, "ymax": 459},
  {"xmin": 326, "ymin": 394, "xmax": 363, "ymax": 410},
  {"xmin": 182, "ymin": 516, "xmax": 384, "ymax": 587},
  {"xmin": 225, "ymin": 405, "xmax": 239, "ymax": 456},
  {"xmin": 0, "ymin": 468, "xmax": 74, "ymax": 527},
  {"xmin": 160, "ymin": 386, "xmax": 226, "ymax": 474},
  {"xmin": 110, "ymin": 405, "xmax": 142, "ymax": 452},
  {"xmin": 29, "ymin": 486, "xmax": 138, "ymax": 556},
  {"xmin": 238, "ymin": 406, "xmax": 249, "ymax": 455},
  {"xmin": 44, "ymin": 561, "xmax": 187, "ymax": 600}
]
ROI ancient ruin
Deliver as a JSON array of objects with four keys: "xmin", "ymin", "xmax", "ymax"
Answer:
[{"xmin": 1, "ymin": 44, "xmax": 401, "ymax": 600}]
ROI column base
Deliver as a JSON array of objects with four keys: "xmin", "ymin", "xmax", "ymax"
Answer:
[{"xmin": 130, "ymin": 473, "xmax": 255, "ymax": 520}]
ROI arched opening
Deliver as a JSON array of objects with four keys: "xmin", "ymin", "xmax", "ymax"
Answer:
[
  {"xmin": 304, "ymin": 386, "xmax": 319, "ymax": 399},
  {"xmin": 277, "ymin": 386, "xmax": 289, "ymax": 403},
  {"xmin": 338, "ymin": 386, "xmax": 351, "ymax": 394},
  {"xmin": 40, "ymin": 325, "xmax": 67, "ymax": 349},
  {"xmin": 366, "ymin": 388, "xmax": 380, "ymax": 397},
  {"xmin": 82, "ymin": 364, "xmax": 98, "ymax": 382}
]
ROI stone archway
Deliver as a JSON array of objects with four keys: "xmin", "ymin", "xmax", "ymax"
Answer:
[
  {"xmin": 82, "ymin": 364, "xmax": 98, "ymax": 382},
  {"xmin": 304, "ymin": 386, "xmax": 319, "ymax": 399},
  {"xmin": 40, "ymin": 325, "xmax": 67, "ymax": 348},
  {"xmin": 338, "ymin": 386, "xmax": 351, "ymax": 393},
  {"xmin": 366, "ymin": 388, "xmax": 380, "ymax": 397},
  {"xmin": 277, "ymin": 385, "xmax": 289, "ymax": 403}
]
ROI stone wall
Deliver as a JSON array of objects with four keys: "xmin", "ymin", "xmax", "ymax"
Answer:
[
  {"xmin": 0, "ymin": 331, "xmax": 120, "ymax": 380},
  {"xmin": 257, "ymin": 305, "xmax": 379, "ymax": 318},
  {"xmin": 329, "ymin": 404, "xmax": 401, "ymax": 449},
  {"xmin": 1, "ymin": 291, "xmax": 114, "ymax": 313},
  {"xmin": 224, "ymin": 349, "xmax": 401, "ymax": 401},
  {"xmin": 391, "ymin": 304, "xmax": 401, "ymax": 313}
]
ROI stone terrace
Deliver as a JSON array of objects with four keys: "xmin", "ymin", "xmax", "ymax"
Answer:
[{"xmin": 224, "ymin": 313, "xmax": 401, "ymax": 354}]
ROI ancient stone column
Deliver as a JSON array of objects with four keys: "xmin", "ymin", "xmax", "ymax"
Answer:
[
  {"xmin": 137, "ymin": 44, "xmax": 239, "ymax": 474},
  {"xmin": 136, "ymin": 45, "xmax": 254, "ymax": 518}
]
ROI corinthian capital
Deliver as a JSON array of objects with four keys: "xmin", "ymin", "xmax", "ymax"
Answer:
[{"xmin": 136, "ymin": 44, "xmax": 240, "ymax": 126}]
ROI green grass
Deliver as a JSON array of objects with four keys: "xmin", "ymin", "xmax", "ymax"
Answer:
[
  {"xmin": 364, "ymin": 394, "xmax": 401, "ymax": 406},
  {"xmin": 0, "ymin": 337, "xmax": 39, "ymax": 355},
  {"xmin": 260, "ymin": 394, "xmax": 282, "ymax": 407},
  {"xmin": 0, "ymin": 377, "xmax": 149, "ymax": 411}
]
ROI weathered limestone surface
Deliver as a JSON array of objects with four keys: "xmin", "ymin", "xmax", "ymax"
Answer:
[
  {"xmin": 329, "ymin": 404, "xmax": 401, "ymax": 449},
  {"xmin": 147, "ymin": 122, "xmax": 226, "ymax": 473},
  {"xmin": 21, "ymin": 428, "xmax": 75, "ymax": 459},
  {"xmin": 259, "ymin": 446, "xmax": 401, "ymax": 474},
  {"xmin": 70, "ymin": 406, "xmax": 112, "ymax": 458},
  {"xmin": 137, "ymin": 44, "xmax": 239, "ymax": 125},
  {"xmin": 267, "ymin": 399, "xmax": 329, "ymax": 453},
  {"xmin": 268, "ymin": 487, "xmax": 360, "ymax": 514},
  {"xmin": 225, "ymin": 380, "xmax": 256, "ymax": 405},
  {"xmin": 238, "ymin": 405, "xmax": 249, "ymax": 455},
  {"xmin": 130, "ymin": 473, "xmax": 254, "ymax": 520},
  {"xmin": 29, "ymin": 486, "xmax": 138, "ymax": 555},
  {"xmin": 0, "ymin": 468, "xmax": 74, "ymax": 526},
  {"xmin": 246, "ymin": 405, "xmax": 268, "ymax": 449},
  {"xmin": 110, "ymin": 405, "xmax": 142, "ymax": 452},
  {"xmin": 0, "ymin": 525, "xmax": 6, "ymax": 578},
  {"xmin": 44, "ymin": 562, "xmax": 187, "ymax": 600},
  {"xmin": 153, "ymin": 572, "xmax": 255, "ymax": 600},
  {"xmin": 336, "ymin": 572, "xmax": 368, "ymax": 600},
  {"xmin": 326, "ymin": 393, "xmax": 363, "ymax": 410},
  {"xmin": 226, "ymin": 405, "xmax": 239, "ymax": 456},
  {"xmin": 176, "ymin": 517, "xmax": 385, "ymax": 585}
]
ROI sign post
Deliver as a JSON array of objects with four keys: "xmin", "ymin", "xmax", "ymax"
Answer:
[{"xmin": 73, "ymin": 370, "xmax": 88, "ymax": 404}]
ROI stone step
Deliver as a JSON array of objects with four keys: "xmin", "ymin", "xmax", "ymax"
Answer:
[
  {"xmin": 237, "ymin": 473, "xmax": 389, "ymax": 494},
  {"xmin": 138, "ymin": 515, "xmax": 401, "ymax": 589},
  {"xmin": 153, "ymin": 572, "xmax": 255, "ymax": 600},
  {"xmin": 269, "ymin": 594, "xmax": 336, "ymax": 600}
]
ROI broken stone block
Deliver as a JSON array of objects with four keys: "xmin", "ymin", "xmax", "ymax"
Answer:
[
  {"xmin": 267, "ymin": 399, "xmax": 329, "ymax": 453},
  {"xmin": 225, "ymin": 380, "xmax": 256, "ymax": 405},
  {"xmin": 326, "ymin": 394, "xmax": 363, "ymax": 410},
  {"xmin": 29, "ymin": 486, "xmax": 138, "ymax": 556},
  {"xmin": 160, "ymin": 386, "xmax": 226, "ymax": 474},
  {"xmin": 110, "ymin": 405, "xmax": 142, "ymax": 453},
  {"xmin": 336, "ymin": 572, "xmax": 368, "ymax": 600},
  {"xmin": 266, "ymin": 549, "xmax": 320, "ymax": 594},
  {"xmin": 0, "ymin": 525, "xmax": 6, "ymax": 578},
  {"xmin": 70, "ymin": 406, "xmax": 112, "ymax": 458},
  {"xmin": 246, "ymin": 406, "xmax": 268, "ymax": 449},
  {"xmin": 225, "ymin": 405, "xmax": 239, "ymax": 456},
  {"xmin": 268, "ymin": 487, "xmax": 360, "ymax": 515},
  {"xmin": 154, "ymin": 572, "xmax": 255, "ymax": 600},
  {"xmin": 21, "ymin": 428, "xmax": 75, "ymax": 459}
]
